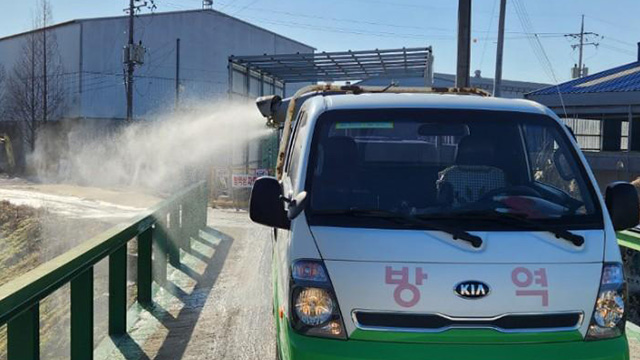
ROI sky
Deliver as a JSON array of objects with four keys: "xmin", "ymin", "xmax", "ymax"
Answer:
[{"xmin": 1, "ymin": 0, "xmax": 638, "ymax": 85}]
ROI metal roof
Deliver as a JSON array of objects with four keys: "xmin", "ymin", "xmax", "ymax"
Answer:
[
  {"xmin": 529, "ymin": 61, "xmax": 640, "ymax": 96},
  {"xmin": 0, "ymin": 9, "xmax": 314, "ymax": 49},
  {"xmin": 229, "ymin": 47, "xmax": 432, "ymax": 83},
  {"xmin": 358, "ymin": 73, "xmax": 549, "ymax": 92}
]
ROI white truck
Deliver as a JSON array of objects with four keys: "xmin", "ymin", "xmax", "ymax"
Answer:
[{"xmin": 249, "ymin": 85, "xmax": 639, "ymax": 360}]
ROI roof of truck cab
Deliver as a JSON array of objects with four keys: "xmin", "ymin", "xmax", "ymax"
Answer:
[{"xmin": 317, "ymin": 93, "xmax": 552, "ymax": 116}]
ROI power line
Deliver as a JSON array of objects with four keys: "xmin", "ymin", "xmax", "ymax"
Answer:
[
  {"xmin": 477, "ymin": 0, "xmax": 499, "ymax": 71},
  {"xmin": 585, "ymin": 14, "xmax": 638, "ymax": 33},
  {"xmin": 600, "ymin": 44, "xmax": 636, "ymax": 57},
  {"xmin": 241, "ymin": 14, "xmax": 565, "ymax": 43},
  {"xmin": 511, "ymin": 0, "xmax": 554, "ymax": 81},
  {"xmin": 230, "ymin": 0, "xmax": 261, "ymax": 16},
  {"xmin": 217, "ymin": 1, "xmax": 570, "ymax": 37},
  {"xmin": 222, "ymin": 4, "xmax": 451, "ymax": 32},
  {"xmin": 511, "ymin": 0, "xmax": 567, "ymax": 117},
  {"xmin": 602, "ymin": 36, "xmax": 636, "ymax": 48}
]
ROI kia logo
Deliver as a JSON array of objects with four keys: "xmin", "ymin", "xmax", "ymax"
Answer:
[{"xmin": 454, "ymin": 281, "xmax": 490, "ymax": 299}]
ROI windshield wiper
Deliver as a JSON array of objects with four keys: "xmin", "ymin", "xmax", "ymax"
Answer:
[
  {"xmin": 313, "ymin": 208, "xmax": 483, "ymax": 248},
  {"xmin": 417, "ymin": 210, "xmax": 585, "ymax": 247}
]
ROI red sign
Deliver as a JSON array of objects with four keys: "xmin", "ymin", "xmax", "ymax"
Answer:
[{"xmin": 232, "ymin": 174, "xmax": 257, "ymax": 188}]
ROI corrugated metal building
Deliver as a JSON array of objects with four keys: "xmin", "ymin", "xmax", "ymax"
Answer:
[
  {"xmin": 0, "ymin": 9, "xmax": 314, "ymax": 121},
  {"xmin": 0, "ymin": 9, "xmax": 314, "ymax": 180}
]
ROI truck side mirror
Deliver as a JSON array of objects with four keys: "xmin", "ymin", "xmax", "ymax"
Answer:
[
  {"xmin": 249, "ymin": 177, "xmax": 290, "ymax": 230},
  {"xmin": 605, "ymin": 182, "xmax": 639, "ymax": 231}
]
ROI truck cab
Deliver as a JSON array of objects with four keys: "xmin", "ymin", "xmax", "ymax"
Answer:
[{"xmin": 250, "ymin": 88, "xmax": 640, "ymax": 360}]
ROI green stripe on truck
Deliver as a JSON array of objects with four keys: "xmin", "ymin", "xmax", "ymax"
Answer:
[{"xmin": 282, "ymin": 324, "xmax": 628, "ymax": 360}]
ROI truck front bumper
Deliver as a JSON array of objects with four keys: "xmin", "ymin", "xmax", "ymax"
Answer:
[{"xmin": 280, "ymin": 325, "xmax": 629, "ymax": 360}]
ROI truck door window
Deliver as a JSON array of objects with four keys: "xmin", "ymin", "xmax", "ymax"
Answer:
[{"xmin": 285, "ymin": 112, "xmax": 308, "ymax": 188}]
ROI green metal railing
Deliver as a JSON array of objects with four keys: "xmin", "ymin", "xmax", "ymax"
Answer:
[
  {"xmin": 619, "ymin": 230, "xmax": 640, "ymax": 326},
  {"xmin": 0, "ymin": 181, "xmax": 208, "ymax": 360},
  {"xmin": 619, "ymin": 230, "xmax": 640, "ymax": 252},
  {"xmin": 618, "ymin": 229, "xmax": 640, "ymax": 330}
]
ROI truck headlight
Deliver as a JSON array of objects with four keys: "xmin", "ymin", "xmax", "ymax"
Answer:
[
  {"xmin": 593, "ymin": 290, "xmax": 625, "ymax": 328},
  {"xmin": 289, "ymin": 260, "xmax": 346, "ymax": 339},
  {"xmin": 586, "ymin": 263, "xmax": 627, "ymax": 340},
  {"xmin": 294, "ymin": 288, "xmax": 334, "ymax": 326}
]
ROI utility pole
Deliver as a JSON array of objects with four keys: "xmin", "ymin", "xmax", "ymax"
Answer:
[
  {"xmin": 123, "ymin": 0, "xmax": 154, "ymax": 121},
  {"xmin": 493, "ymin": 0, "xmax": 507, "ymax": 97},
  {"xmin": 565, "ymin": 15, "xmax": 600, "ymax": 78},
  {"xmin": 578, "ymin": 14, "xmax": 585, "ymax": 75},
  {"xmin": 456, "ymin": 0, "xmax": 472, "ymax": 88},
  {"xmin": 42, "ymin": 5, "xmax": 48, "ymax": 124},
  {"xmin": 175, "ymin": 38, "xmax": 181, "ymax": 110},
  {"xmin": 126, "ymin": 0, "xmax": 135, "ymax": 122}
]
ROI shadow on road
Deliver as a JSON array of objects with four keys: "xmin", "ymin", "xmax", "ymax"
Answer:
[{"xmin": 108, "ymin": 226, "xmax": 234, "ymax": 360}]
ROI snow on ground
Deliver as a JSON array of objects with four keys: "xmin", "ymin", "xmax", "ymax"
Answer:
[
  {"xmin": 0, "ymin": 188, "xmax": 145, "ymax": 220},
  {"xmin": 0, "ymin": 177, "xmax": 162, "ymax": 222}
]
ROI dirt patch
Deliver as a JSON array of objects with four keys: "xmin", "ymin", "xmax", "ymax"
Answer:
[
  {"xmin": 0, "ymin": 201, "xmax": 83, "ymax": 359},
  {"xmin": 0, "ymin": 201, "xmax": 45, "ymax": 284},
  {"xmin": 0, "ymin": 199, "xmax": 137, "ymax": 360}
]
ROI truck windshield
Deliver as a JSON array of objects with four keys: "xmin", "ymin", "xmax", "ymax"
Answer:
[{"xmin": 305, "ymin": 109, "xmax": 603, "ymax": 230}]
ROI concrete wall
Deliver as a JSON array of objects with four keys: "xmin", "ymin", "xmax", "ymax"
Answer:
[{"xmin": 584, "ymin": 152, "xmax": 640, "ymax": 192}]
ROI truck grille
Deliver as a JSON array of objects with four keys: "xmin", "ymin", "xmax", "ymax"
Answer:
[{"xmin": 353, "ymin": 311, "xmax": 583, "ymax": 333}]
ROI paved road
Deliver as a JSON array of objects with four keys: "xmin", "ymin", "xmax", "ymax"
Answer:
[{"xmin": 179, "ymin": 209, "xmax": 274, "ymax": 359}]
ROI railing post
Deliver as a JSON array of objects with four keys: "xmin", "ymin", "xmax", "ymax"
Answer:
[
  {"xmin": 109, "ymin": 245, "xmax": 127, "ymax": 336},
  {"xmin": 138, "ymin": 227, "xmax": 153, "ymax": 306},
  {"xmin": 71, "ymin": 268, "xmax": 94, "ymax": 360},
  {"xmin": 179, "ymin": 203, "xmax": 189, "ymax": 252},
  {"xmin": 168, "ymin": 209, "xmax": 180, "ymax": 267},
  {"xmin": 7, "ymin": 303, "xmax": 39, "ymax": 360},
  {"xmin": 184, "ymin": 196, "xmax": 196, "ymax": 246},
  {"xmin": 201, "ymin": 183, "xmax": 208, "ymax": 229},
  {"xmin": 153, "ymin": 218, "xmax": 168, "ymax": 285}
]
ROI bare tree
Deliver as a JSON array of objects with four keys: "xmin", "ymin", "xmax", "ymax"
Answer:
[{"xmin": 5, "ymin": 0, "xmax": 65, "ymax": 150}]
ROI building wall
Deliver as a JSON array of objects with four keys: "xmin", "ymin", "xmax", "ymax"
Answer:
[
  {"xmin": 0, "ymin": 10, "xmax": 314, "ymax": 121},
  {"xmin": 80, "ymin": 10, "xmax": 313, "ymax": 119}
]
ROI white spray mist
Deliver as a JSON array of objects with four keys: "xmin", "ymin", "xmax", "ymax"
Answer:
[{"xmin": 29, "ymin": 100, "xmax": 272, "ymax": 192}]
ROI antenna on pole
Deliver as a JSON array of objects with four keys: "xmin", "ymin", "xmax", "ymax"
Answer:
[{"xmin": 203, "ymin": 0, "xmax": 213, "ymax": 10}]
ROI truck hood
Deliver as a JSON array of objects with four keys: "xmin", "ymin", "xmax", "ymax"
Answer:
[
  {"xmin": 309, "ymin": 227, "xmax": 605, "ymax": 342},
  {"xmin": 309, "ymin": 227, "xmax": 604, "ymax": 264}
]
